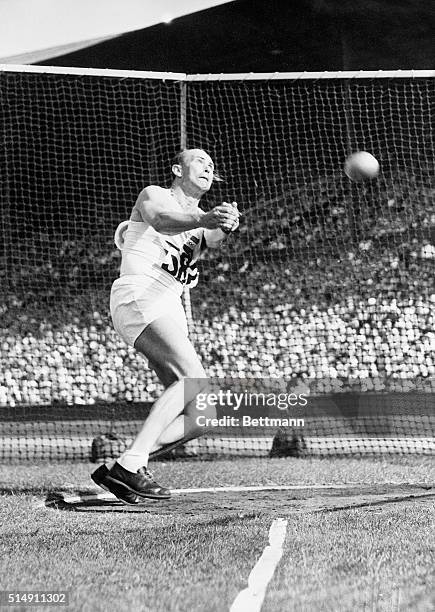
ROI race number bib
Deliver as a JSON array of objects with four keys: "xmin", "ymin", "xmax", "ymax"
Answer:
[{"xmin": 161, "ymin": 236, "xmax": 200, "ymax": 287}]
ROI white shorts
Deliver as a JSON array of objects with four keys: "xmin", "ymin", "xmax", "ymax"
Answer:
[{"xmin": 110, "ymin": 275, "xmax": 188, "ymax": 347}]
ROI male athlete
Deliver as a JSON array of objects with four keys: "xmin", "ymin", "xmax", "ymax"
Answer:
[{"xmin": 91, "ymin": 149, "xmax": 239, "ymax": 504}]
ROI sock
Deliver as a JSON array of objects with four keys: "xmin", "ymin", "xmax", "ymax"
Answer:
[{"xmin": 117, "ymin": 451, "xmax": 149, "ymax": 473}]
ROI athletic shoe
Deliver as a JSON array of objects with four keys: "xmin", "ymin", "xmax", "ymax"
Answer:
[
  {"xmin": 91, "ymin": 464, "xmax": 141, "ymax": 505},
  {"xmin": 106, "ymin": 462, "xmax": 171, "ymax": 500}
]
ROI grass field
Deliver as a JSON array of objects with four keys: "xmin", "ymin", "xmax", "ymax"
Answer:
[{"xmin": 0, "ymin": 457, "xmax": 434, "ymax": 612}]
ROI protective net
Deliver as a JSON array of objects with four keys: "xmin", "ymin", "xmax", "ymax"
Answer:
[{"xmin": 0, "ymin": 68, "xmax": 434, "ymax": 460}]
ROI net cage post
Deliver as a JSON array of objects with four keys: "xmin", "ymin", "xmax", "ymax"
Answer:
[{"xmin": 179, "ymin": 78, "xmax": 194, "ymax": 325}]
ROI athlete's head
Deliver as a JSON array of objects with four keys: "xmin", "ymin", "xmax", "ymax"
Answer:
[{"xmin": 171, "ymin": 148, "xmax": 215, "ymax": 193}]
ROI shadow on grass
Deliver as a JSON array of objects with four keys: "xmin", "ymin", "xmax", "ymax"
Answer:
[
  {"xmin": 41, "ymin": 491, "xmax": 265, "ymax": 520},
  {"xmin": 0, "ymin": 485, "xmax": 95, "ymax": 496}
]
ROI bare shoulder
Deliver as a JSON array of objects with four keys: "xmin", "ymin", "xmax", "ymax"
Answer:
[
  {"xmin": 133, "ymin": 186, "xmax": 174, "ymax": 222},
  {"xmin": 137, "ymin": 185, "xmax": 171, "ymax": 203}
]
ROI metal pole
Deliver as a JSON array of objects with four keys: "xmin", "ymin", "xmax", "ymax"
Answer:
[{"xmin": 180, "ymin": 81, "xmax": 194, "ymax": 325}]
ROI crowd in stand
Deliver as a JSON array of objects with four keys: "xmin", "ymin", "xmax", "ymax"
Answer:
[
  {"xmin": 1, "ymin": 175, "xmax": 434, "ymax": 407},
  {"xmin": 1, "ymin": 265, "xmax": 433, "ymax": 407}
]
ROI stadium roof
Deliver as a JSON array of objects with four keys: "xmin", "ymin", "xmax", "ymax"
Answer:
[{"xmin": 0, "ymin": 0, "xmax": 234, "ymax": 64}]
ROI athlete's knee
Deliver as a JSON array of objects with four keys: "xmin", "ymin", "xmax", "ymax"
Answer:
[{"xmin": 149, "ymin": 359, "xmax": 205, "ymax": 386}]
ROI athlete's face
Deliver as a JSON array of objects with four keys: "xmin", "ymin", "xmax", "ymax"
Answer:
[{"xmin": 182, "ymin": 150, "xmax": 215, "ymax": 192}]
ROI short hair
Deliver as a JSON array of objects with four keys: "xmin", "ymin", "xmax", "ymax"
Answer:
[
  {"xmin": 171, "ymin": 149, "xmax": 224, "ymax": 182},
  {"xmin": 171, "ymin": 150, "xmax": 191, "ymax": 167}
]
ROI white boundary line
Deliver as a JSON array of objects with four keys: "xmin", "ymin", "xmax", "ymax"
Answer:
[
  {"xmin": 230, "ymin": 518, "xmax": 288, "ymax": 612},
  {"xmin": 35, "ymin": 482, "xmax": 433, "ymax": 508},
  {"xmin": 166, "ymin": 483, "xmax": 430, "ymax": 494},
  {"xmin": 0, "ymin": 65, "xmax": 433, "ymax": 80}
]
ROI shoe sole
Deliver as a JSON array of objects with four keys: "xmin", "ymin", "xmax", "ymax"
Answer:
[
  {"xmin": 91, "ymin": 471, "xmax": 142, "ymax": 506},
  {"xmin": 105, "ymin": 474, "xmax": 171, "ymax": 500}
]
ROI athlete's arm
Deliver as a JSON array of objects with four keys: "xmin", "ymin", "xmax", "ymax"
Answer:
[{"xmin": 136, "ymin": 187, "xmax": 239, "ymax": 236}]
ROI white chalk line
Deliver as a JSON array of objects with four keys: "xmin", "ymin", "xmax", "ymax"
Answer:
[
  {"xmin": 34, "ymin": 482, "xmax": 433, "ymax": 508},
  {"xmin": 229, "ymin": 518, "xmax": 288, "ymax": 612}
]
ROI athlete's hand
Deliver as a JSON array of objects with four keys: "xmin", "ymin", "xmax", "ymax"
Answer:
[
  {"xmin": 201, "ymin": 202, "xmax": 240, "ymax": 231},
  {"xmin": 221, "ymin": 201, "xmax": 239, "ymax": 233}
]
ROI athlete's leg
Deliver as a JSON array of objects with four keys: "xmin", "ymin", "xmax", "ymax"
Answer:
[
  {"xmin": 147, "ymin": 357, "xmax": 206, "ymax": 453},
  {"xmin": 116, "ymin": 315, "xmax": 207, "ymax": 473},
  {"xmin": 91, "ymin": 343, "xmax": 203, "ymax": 501}
]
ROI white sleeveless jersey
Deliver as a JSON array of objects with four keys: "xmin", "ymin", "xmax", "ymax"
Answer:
[{"xmin": 120, "ymin": 219, "xmax": 204, "ymax": 292}]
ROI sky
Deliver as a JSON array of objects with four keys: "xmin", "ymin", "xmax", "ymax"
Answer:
[{"xmin": 0, "ymin": 0, "xmax": 233, "ymax": 58}]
